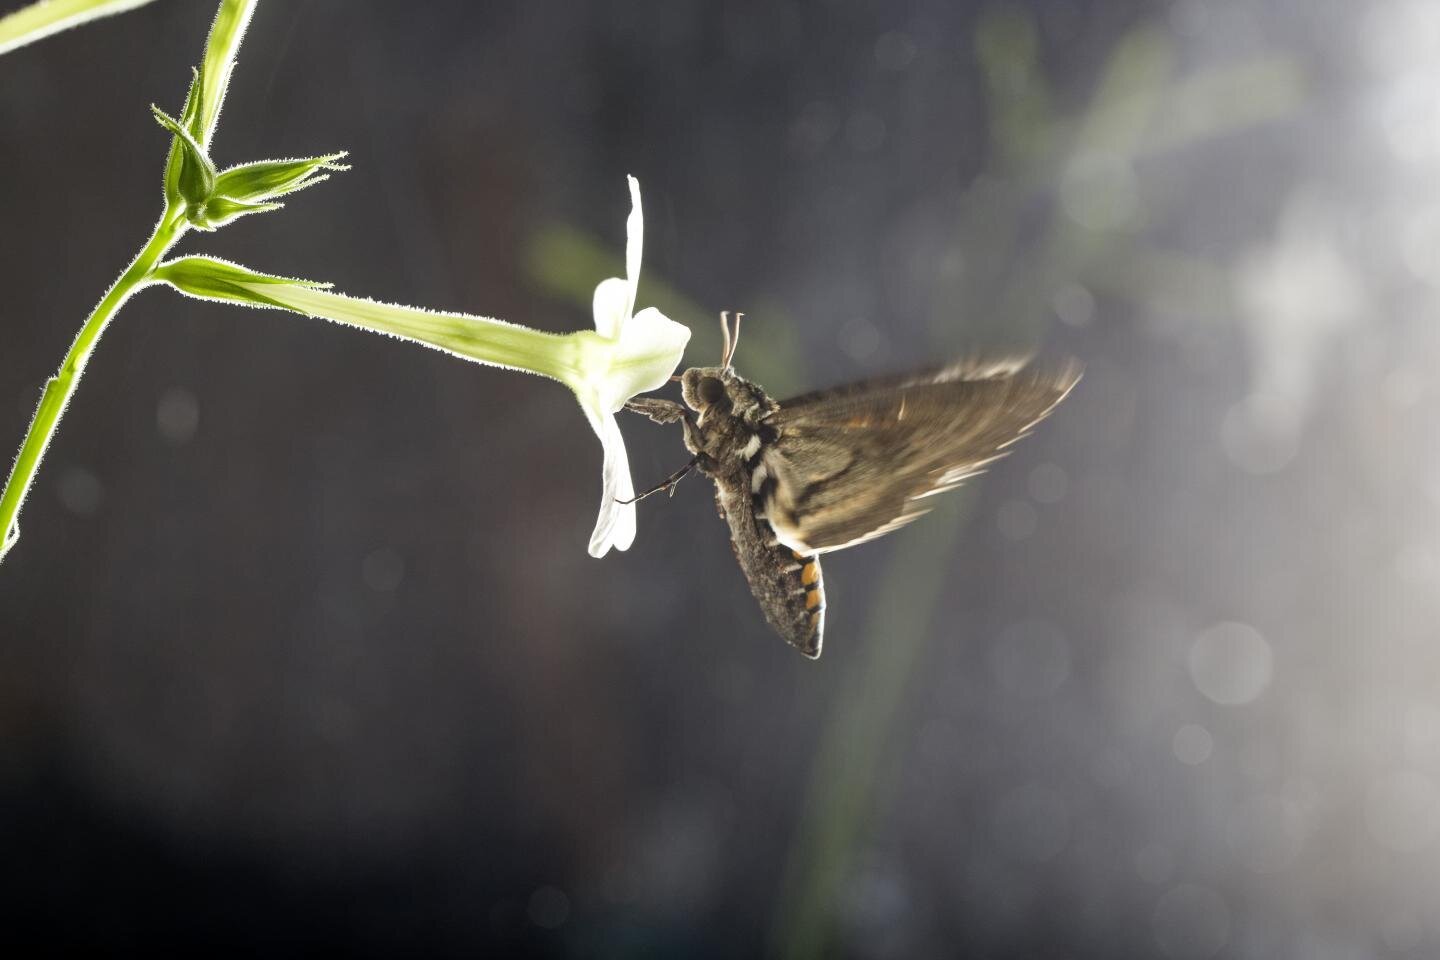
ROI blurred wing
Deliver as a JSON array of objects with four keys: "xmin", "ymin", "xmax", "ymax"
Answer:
[{"xmin": 759, "ymin": 357, "xmax": 1081, "ymax": 553}]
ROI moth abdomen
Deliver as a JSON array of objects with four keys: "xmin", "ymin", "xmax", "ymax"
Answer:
[{"xmin": 791, "ymin": 549, "xmax": 826, "ymax": 656}]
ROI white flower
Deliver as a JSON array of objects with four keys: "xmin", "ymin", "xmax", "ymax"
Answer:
[
  {"xmin": 153, "ymin": 176, "xmax": 689, "ymax": 558},
  {"xmin": 576, "ymin": 175, "xmax": 691, "ymax": 557}
]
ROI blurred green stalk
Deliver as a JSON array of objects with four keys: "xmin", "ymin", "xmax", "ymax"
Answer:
[
  {"xmin": 769, "ymin": 9, "xmax": 1306, "ymax": 958},
  {"xmin": 0, "ymin": 0, "xmax": 160, "ymax": 56}
]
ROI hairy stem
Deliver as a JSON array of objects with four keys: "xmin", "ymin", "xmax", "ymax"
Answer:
[{"xmin": 0, "ymin": 209, "xmax": 187, "ymax": 562}]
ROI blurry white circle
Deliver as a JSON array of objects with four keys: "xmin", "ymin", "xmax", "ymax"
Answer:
[
  {"xmin": 1188, "ymin": 622, "xmax": 1273, "ymax": 705},
  {"xmin": 1172, "ymin": 724, "xmax": 1214, "ymax": 766},
  {"xmin": 791, "ymin": 100, "xmax": 840, "ymax": 153},
  {"xmin": 1226, "ymin": 795, "xmax": 1304, "ymax": 873},
  {"xmin": 528, "ymin": 886, "xmax": 570, "ymax": 929},
  {"xmin": 997, "ymin": 499, "xmax": 1038, "ymax": 540},
  {"xmin": 57, "ymin": 466, "xmax": 103, "ymax": 516},
  {"xmin": 874, "ymin": 31, "xmax": 917, "ymax": 70},
  {"xmin": 156, "ymin": 386, "xmax": 200, "ymax": 444},
  {"xmin": 992, "ymin": 783, "xmax": 1070, "ymax": 863},
  {"xmin": 838, "ymin": 315, "xmax": 882, "ymax": 361},
  {"xmin": 1153, "ymin": 883, "xmax": 1231, "ymax": 959},
  {"xmin": 1366, "ymin": 770, "xmax": 1440, "ymax": 853},
  {"xmin": 1028, "ymin": 463, "xmax": 1069, "ymax": 504},
  {"xmin": 361, "ymin": 547, "xmax": 406, "ymax": 592},
  {"xmin": 990, "ymin": 619, "xmax": 1070, "ymax": 699},
  {"xmin": 1051, "ymin": 282, "xmax": 1095, "ymax": 327}
]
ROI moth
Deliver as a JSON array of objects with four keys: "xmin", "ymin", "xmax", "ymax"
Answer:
[{"xmin": 626, "ymin": 313, "xmax": 1081, "ymax": 659}]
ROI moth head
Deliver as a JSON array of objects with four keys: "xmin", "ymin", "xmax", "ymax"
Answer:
[
  {"xmin": 677, "ymin": 311, "xmax": 775, "ymax": 424},
  {"xmin": 678, "ymin": 311, "xmax": 745, "ymax": 415},
  {"xmin": 678, "ymin": 365, "xmax": 777, "ymax": 426},
  {"xmin": 679, "ymin": 366, "xmax": 735, "ymax": 416}
]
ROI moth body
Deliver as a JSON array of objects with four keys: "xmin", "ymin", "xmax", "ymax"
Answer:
[{"xmin": 672, "ymin": 365, "xmax": 825, "ymax": 655}]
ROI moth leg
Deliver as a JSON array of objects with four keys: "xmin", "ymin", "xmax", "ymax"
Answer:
[
  {"xmin": 617, "ymin": 456, "xmax": 699, "ymax": 504},
  {"xmin": 681, "ymin": 417, "xmax": 707, "ymax": 454},
  {"xmin": 624, "ymin": 397, "xmax": 687, "ymax": 424}
]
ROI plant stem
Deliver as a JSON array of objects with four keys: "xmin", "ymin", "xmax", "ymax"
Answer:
[
  {"xmin": 0, "ymin": 0, "xmax": 161, "ymax": 57},
  {"xmin": 0, "ymin": 208, "xmax": 187, "ymax": 562},
  {"xmin": 241, "ymin": 283, "xmax": 594, "ymax": 387}
]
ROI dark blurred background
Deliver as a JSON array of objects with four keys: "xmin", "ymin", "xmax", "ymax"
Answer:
[{"xmin": 3, "ymin": 0, "xmax": 1438, "ymax": 956}]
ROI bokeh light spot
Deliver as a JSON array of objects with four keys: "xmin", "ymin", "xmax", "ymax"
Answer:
[
  {"xmin": 528, "ymin": 885, "xmax": 570, "ymax": 929},
  {"xmin": 838, "ymin": 315, "xmax": 882, "ymax": 361},
  {"xmin": 1172, "ymin": 724, "xmax": 1213, "ymax": 766},
  {"xmin": 361, "ymin": 547, "xmax": 406, "ymax": 593},
  {"xmin": 1051, "ymin": 282, "xmax": 1095, "ymax": 327},
  {"xmin": 1027, "ymin": 463, "xmax": 1069, "ymax": 504},
  {"xmin": 156, "ymin": 386, "xmax": 200, "ymax": 445},
  {"xmin": 874, "ymin": 31, "xmax": 917, "ymax": 70},
  {"xmin": 1188, "ymin": 622, "xmax": 1273, "ymax": 705},
  {"xmin": 57, "ymin": 466, "xmax": 103, "ymax": 516}
]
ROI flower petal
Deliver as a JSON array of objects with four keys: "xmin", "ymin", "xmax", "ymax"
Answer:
[
  {"xmin": 624, "ymin": 174, "xmax": 643, "ymax": 323},
  {"xmin": 595, "ymin": 306, "xmax": 691, "ymax": 412},
  {"xmin": 593, "ymin": 276, "xmax": 630, "ymax": 340},
  {"xmin": 582, "ymin": 403, "xmax": 637, "ymax": 557}
]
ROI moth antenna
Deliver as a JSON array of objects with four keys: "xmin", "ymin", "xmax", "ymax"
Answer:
[
  {"xmin": 728, "ymin": 312, "xmax": 743, "ymax": 367},
  {"xmin": 669, "ymin": 374, "xmax": 684, "ymax": 383},
  {"xmin": 718, "ymin": 311, "xmax": 732, "ymax": 368}
]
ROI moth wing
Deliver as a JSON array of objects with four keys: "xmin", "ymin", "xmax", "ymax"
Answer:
[{"xmin": 760, "ymin": 357, "xmax": 1081, "ymax": 553}]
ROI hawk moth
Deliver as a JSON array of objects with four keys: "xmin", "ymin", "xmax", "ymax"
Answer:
[{"xmin": 626, "ymin": 313, "xmax": 1081, "ymax": 658}]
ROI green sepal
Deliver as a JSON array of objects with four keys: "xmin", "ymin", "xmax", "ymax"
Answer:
[
  {"xmin": 213, "ymin": 152, "xmax": 349, "ymax": 203},
  {"xmin": 188, "ymin": 196, "xmax": 283, "ymax": 232},
  {"xmin": 153, "ymin": 256, "xmax": 331, "ymax": 311},
  {"xmin": 161, "ymin": 67, "xmax": 207, "ymax": 208},
  {"xmin": 153, "ymin": 103, "xmax": 216, "ymax": 212}
]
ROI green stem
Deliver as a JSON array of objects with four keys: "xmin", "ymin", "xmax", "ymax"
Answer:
[
  {"xmin": 0, "ymin": 0, "xmax": 162, "ymax": 57},
  {"xmin": 248, "ymin": 284, "xmax": 593, "ymax": 387},
  {"xmin": 0, "ymin": 209, "xmax": 187, "ymax": 563}
]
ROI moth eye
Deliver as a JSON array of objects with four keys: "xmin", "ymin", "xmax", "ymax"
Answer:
[{"xmin": 697, "ymin": 376, "xmax": 726, "ymax": 406}]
